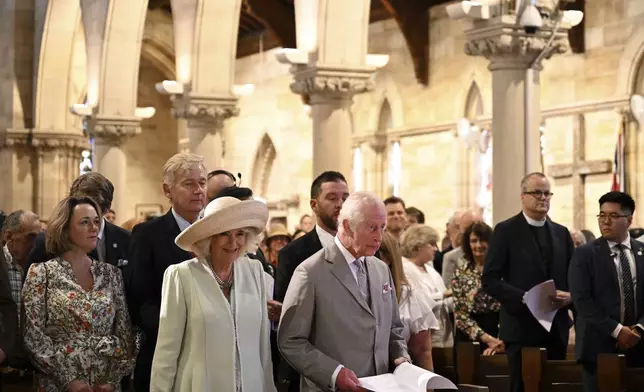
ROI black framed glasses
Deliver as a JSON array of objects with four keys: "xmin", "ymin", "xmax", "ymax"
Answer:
[
  {"xmin": 597, "ymin": 213, "xmax": 631, "ymax": 221},
  {"xmin": 523, "ymin": 190, "xmax": 554, "ymax": 199}
]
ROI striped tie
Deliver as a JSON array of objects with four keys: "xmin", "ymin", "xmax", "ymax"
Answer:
[
  {"xmin": 616, "ymin": 245, "xmax": 636, "ymax": 326},
  {"xmin": 355, "ymin": 259, "xmax": 371, "ymax": 305}
]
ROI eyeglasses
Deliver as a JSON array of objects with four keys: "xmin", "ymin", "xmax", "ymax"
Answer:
[
  {"xmin": 523, "ymin": 190, "xmax": 554, "ymax": 199},
  {"xmin": 597, "ymin": 213, "xmax": 631, "ymax": 221}
]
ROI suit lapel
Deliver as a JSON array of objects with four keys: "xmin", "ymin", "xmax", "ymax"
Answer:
[
  {"xmin": 103, "ymin": 223, "xmax": 119, "ymax": 265},
  {"xmin": 162, "ymin": 211, "xmax": 192, "ymax": 262},
  {"xmin": 630, "ymin": 239, "xmax": 644, "ymax": 312},
  {"xmin": 597, "ymin": 239, "xmax": 620, "ymax": 290},
  {"xmin": 517, "ymin": 213, "xmax": 547, "ymax": 277},
  {"xmin": 366, "ymin": 257, "xmax": 380, "ymax": 321},
  {"xmin": 327, "ymin": 244, "xmax": 373, "ymax": 316}
]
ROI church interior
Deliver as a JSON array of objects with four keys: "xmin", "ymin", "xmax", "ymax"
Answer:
[{"xmin": 3, "ymin": 1, "xmax": 644, "ymax": 391}]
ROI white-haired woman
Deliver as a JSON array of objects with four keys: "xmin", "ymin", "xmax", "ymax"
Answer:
[
  {"xmin": 401, "ymin": 224, "xmax": 455, "ymax": 348},
  {"xmin": 150, "ymin": 196, "xmax": 276, "ymax": 392}
]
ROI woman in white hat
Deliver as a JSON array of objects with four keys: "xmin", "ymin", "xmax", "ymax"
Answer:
[{"xmin": 150, "ymin": 196, "xmax": 276, "ymax": 392}]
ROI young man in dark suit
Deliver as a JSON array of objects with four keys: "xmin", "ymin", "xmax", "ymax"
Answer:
[
  {"xmin": 273, "ymin": 171, "xmax": 349, "ymax": 392},
  {"xmin": 124, "ymin": 153, "xmax": 207, "ymax": 392},
  {"xmin": 482, "ymin": 172, "xmax": 575, "ymax": 392},
  {"xmin": 25, "ymin": 172, "xmax": 131, "ymax": 271},
  {"xmin": 569, "ymin": 191, "xmax": 644, "ymax": 392}
]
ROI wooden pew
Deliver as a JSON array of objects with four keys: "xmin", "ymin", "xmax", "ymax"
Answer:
[
  {"xmin": 433, "ymin": 346, "xmax": 457, "ymax": 384},
  {"xmin": 522, "ymin": 347, "xmax": 583, "ymax": 392},
  {"xmin": 597, "ymin": 353, "xmax": 644, "ymax": 392},
  {"xmin": 456, "ymin": 342, "xmax": 510, "ymax": 392}
]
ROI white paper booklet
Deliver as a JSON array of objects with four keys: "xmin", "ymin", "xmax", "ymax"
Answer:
[
  {"xmin": 523, "ymin": 279, "xmax": 558, "ymax": 332},
  {"xmin": 358, "ymin": 362, "xmax": 457, "ymax": 391}
]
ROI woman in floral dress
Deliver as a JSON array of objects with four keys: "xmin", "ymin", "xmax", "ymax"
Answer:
[
  {"xmin": 22, "ymin": 196, "xmax": 137, "ymax": 392},
  {"xmin": 451, "ymin": 221, "xmax": 503, "ymax": 355}
]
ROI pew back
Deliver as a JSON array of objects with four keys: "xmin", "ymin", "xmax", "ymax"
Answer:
[
  {"xmin": 433, "ymin": 346, "xmax": 457, "ymax": 384},
  {"xmin": 456, "ymin": 342, "xmax": 510, "ymax": 392},
  {"xmin": 597, "ymin": 353, "xmax": 644, "ymax": 392},
  {"xmin": 522, "ymin": 347, "xmax": 583, "ymax": 392}
]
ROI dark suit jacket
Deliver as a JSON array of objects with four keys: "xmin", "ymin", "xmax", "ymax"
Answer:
[
  {"xmin": 482, "ymin": 212, "xmax": 574, "ymax": 345},
  {"xmin": 0, "ymin": 250, "xmax": 17, "ymax": 361},
  {"xmin": 25, "ymin": 220, "xmax": 131, "ymax": 273},
  {"xmin": 569, "ymin": 237, "xmax": 644, "ymax": 364},
  {"xmin": 274, "ymin": 228, "xmax": 323, "ymax": 303},
  {"xmin": 122, "ymin": 210, "xmax": 192, "ymax": 389}
]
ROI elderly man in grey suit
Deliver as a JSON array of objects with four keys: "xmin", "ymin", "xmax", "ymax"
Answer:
[
  {"xmin": 278, "ymin": 192, "xmax": 410, "ymax": 392},
  {"xmin": 442, "ymin": 208, "xmax": 482, "ymax": 287}
]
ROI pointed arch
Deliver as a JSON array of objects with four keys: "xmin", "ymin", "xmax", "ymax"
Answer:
[
  {"xmin": 464, "ymin": 81, "xmax": 484, "ymax": 121},
  {"xmin": 377, "ymin": 99, "xmax": 393, "ymax": 132},
  {"xmin": 251, "ymin": 133, "xmax": 277, "ymax": 197}
]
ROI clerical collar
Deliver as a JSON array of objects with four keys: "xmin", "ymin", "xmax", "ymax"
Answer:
[{"xmin": 523, "ymin": 211, "xmax": 546, "ymax": 227}]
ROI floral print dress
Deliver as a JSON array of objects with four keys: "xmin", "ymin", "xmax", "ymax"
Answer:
[
  {"xmin": 22, "ymin": 258, "xmax": 137, "ymax": 392},
  {"xmin": 451, "ymin": 262, "xmax": 501, "ymax": 342}
]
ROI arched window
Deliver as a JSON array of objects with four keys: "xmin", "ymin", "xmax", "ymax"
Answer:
[{"xmin": 251, "ymin": 133, "xmax": 277, "ymax": 198}]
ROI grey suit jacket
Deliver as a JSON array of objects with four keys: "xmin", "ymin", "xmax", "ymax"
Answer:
[
  {"xmin": 441, "ymin": 247, "xmax": 464, "ymax": 287},
  {"xmin": 278, "ymin": 242, "xmax": 409, "ymax": 392}
]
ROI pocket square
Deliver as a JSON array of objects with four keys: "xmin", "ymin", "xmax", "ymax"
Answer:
[
  {"xmin": 117, "ymin": 259, "xmax": 129, "ymax": 267},
  {"xmin": 382, "ymin": 282, "xmax": 392, "ymax": 294}
]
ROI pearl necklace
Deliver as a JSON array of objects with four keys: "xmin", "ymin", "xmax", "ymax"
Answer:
[{"xmin": 207, "ymin": 262, "xmax": 234, "ymax": 291}]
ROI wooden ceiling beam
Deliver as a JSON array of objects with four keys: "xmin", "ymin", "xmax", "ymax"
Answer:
[
  {"xmin": 380, "ymin": 0, "xmax": 430, "ymax": 85},
  {"xmin": 245, "ymin": 0, "xmax": 296, "ymax": 49}
]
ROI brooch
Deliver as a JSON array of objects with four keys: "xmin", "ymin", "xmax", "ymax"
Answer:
[
  {"xmin": 638, "ymin": 250, "xmax": 643, "ymax": 256},
  {"xmin": 117, "ymin": 259, "xmax": 129, "ymax": 267}
]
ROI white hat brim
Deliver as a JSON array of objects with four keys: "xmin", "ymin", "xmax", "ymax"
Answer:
[{"xmin": 175, "ymin": 199, "xmax": 268, "ymax": 253}]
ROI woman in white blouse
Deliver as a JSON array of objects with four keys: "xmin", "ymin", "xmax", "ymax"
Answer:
[
  {"xmin": 401, "ymin": 224, "xmax": 455, "ymax": 348},
  {"xmin": 377, "ymin": 232, "xmax": 439, "ymax": 370},
  {"xmin": 150, "ymin": 196, "xmax": 276, "ymax": 392}
]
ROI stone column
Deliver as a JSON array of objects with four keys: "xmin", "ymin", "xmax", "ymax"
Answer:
[
  {"xmin": 171, "ymin": 93, "xmax": 239, "ymax": 170},
  {"xmin": 287, "ymin": 65, "xmax": 378, "ymax": 185},
  {"xmin": 86, "ymin": 116, "xmax": 139, "ymax": 220},
  {"xmin": 464, "ymin": 15, "xmax": 571, "ymax": 223}
]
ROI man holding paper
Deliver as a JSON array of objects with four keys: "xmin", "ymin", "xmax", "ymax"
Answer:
[
  {"xmin": 482, "ymin": 172, "xmax": 575, "ymax": 392},
  {"xmin": 278, "ymin": 192, "xmax": 410, "ymax": 392},
  {"xmin": 569, "ymin": 191, "xmax": 644, "ymax": 392}
]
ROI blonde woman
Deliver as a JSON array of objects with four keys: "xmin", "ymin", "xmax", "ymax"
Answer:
[
  {"xmin": 150, "ymin": 196, "xmax": 276, "ymax": 392},
  {"xmin": 401, "ymin": 224, "xmax": 455, "ymax": 348},
  {"xmin": 377, "ymin": 232, "xmax": 438, "ymax": 370}
]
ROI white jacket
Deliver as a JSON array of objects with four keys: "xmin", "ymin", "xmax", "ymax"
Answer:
[{"xmin": 150, "ymin": 256, "xmax": 276, "ymax": 392}]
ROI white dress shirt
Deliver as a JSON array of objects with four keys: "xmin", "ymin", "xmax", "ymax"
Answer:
[
  {"xmin": 523, "ymin": 211, "xmax": 546, "ymax": 227},
  {"xmin": 316, "ymin": 225, "xmax": 335, "ymax": 248},
  {"xmin": 607, "ymin": 234, "xmax": 639, "ymax": 338},
  {"xmin": 171, "ymin": 208, "xmax": 192, "ymax": 232}
]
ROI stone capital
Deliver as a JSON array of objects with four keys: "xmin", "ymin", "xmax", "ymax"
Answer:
[
  {"xmin": 171, "ymin": 93, "xmax": 239, "ymax": 129},
  {"xmin": 289, "ymin": 64, "xmax": 377, "ymax": 101},
  {"xmin": 463, "ymin": 16, "xmax": 571, "ymax": 70},
  {"xmin": 86, "ymin": 115, "xmax": 141, "ymax": 147},
  {"xmin": 1, "ymin": 129, "xmax": 90, "ymax": 152}
]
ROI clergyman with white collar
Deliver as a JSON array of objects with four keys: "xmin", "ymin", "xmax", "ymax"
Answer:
[{"xmin": 482, "ymin": 172, "xmax": 574, "ymax": 392}]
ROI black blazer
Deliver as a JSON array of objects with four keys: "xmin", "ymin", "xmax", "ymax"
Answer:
[
  {"xmin": 482, "ymin": 212, "xmax": 574, "ymax": 345},
  {"xmin": 25, "ymin": 220, "xmax": 131, "ymax": 274},
  {"xmin": 569, "ymin": 237, "xmax": 644, "ymax": 363},
  {"xmin": 274, "ymin": 227, "xmax": 323, "ymax": 303}
]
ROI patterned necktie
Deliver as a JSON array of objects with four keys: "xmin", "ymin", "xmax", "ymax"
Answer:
[
  {"xmin": 616, "ymin": 244, "xmax": 636, "ymax": 326},
  {"xmin": 355, "ymin": 258, "xmax": 371, "ymax": 305}
]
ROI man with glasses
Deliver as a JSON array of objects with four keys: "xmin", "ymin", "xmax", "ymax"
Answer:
[
  {"xmin": 569, "ymin": 191, "xmax": 644, "ymax": 392},
  {"xmin": 483, "ymin": 172, "xmax": 574, "ymax": 392}
]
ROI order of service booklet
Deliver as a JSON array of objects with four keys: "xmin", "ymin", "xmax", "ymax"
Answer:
[{"xmin": 358, "ymin": 362, "xmax": 457, "ymax": 391}]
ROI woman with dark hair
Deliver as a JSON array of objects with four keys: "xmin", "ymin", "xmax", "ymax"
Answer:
[
  {"xmin": 452, "ymin": 221, "xmax": 503, "ymax": 355},
  {"xmin": 376, "ymin": 232, "xmax": 438, "ymax": 371}
]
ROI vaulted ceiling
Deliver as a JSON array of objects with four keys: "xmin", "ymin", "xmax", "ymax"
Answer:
[{"xmin": 147, "ymin": 0, "xmax": 585, "ymax": 86}]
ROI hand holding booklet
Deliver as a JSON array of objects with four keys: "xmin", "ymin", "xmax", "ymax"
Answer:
[
  {"xmin": 358, "ymin": 362, "xmax": 457, "ymax": 391},
  {"xmin": 522, "ymin": 279, "xmax": 558, "ymax": 332}
]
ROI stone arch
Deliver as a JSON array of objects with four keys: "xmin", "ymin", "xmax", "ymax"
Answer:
[
  {"xmin": 367, "ymin": 74, "xmax": 405, "ymax": 131},
  {"xmin": 252, "ymin": 133, "xmax": 277, "ymax": 198},
  {"xmin": 378, "ymin": 99, "xmax": 393, "ymax": 132},
  {"xmin": 464, "ymin": 81, "xmax": 484, "ymax": 120},
  {"xmin": 616, "ymin": 26, "xmax": 644, "ymax": 96}
]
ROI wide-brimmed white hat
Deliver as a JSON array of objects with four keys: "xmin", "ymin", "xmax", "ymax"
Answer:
[{"xmin": 175, "ymin": 196, "xmax": 268, "ymax": 253}]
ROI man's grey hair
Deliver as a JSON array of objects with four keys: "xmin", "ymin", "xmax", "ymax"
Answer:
[
  {"xmin": 2, "ymin": 210, "xmax": 38, "ymax": 234},
  {"xmin": 447, "ymin": 209, "xmax": 465, "ymax": 227},
  {"xmin": 338, "ymin": 192, "xmax": 385, "ymax": 232},
  {"xmin": 163, "ymin": 152, "xmax": 207, "ymax": 187},
  {"xmin": 520, "ymin": 172, "xmax": 548, "ymax": 191},
  {"xmin": 192, "ymin": 229, "xmax": 259, "ymax": 259}
]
